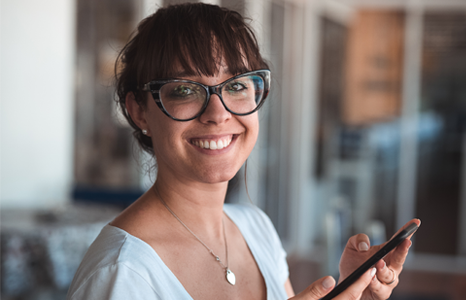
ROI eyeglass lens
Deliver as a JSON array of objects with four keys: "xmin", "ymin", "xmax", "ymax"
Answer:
[{"xmin": 159, "ymin": 74, "xmax": 265, "ymax": 120}]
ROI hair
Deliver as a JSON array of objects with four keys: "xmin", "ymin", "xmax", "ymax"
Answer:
[{"xmin": 115, "ymin": 2, "xmax": 269, "ymax": 154}]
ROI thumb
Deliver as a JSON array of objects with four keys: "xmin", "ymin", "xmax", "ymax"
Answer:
[{"xmin": 290, "ymin": 276, "xmax": 335, "ymax": 300}]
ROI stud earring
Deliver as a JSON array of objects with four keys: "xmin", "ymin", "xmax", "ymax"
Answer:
[{"xmin": 142, "ymin": 129, "xmax": 148, "ymax": 135}]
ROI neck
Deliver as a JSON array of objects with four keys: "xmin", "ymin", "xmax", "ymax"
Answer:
[{"xmin": 152, "ymin": 174, "xmax": 229, "ymax": 238}]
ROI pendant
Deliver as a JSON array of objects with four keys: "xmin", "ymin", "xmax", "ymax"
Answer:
[{"xmin": 226, "ymin": 269, "xmax": 236, "ymax": 285}]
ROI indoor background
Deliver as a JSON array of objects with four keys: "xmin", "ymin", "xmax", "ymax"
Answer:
[{"xmin": 1, "ymin": 0, "xmax": 466, "ymax": 299}]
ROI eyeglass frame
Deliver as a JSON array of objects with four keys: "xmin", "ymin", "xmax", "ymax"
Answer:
[{"xmin": 141, "ymin": 69, "xmax": 271, "ymax": 122}]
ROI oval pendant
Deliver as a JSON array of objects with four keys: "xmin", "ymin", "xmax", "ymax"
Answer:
[{"xmin": 226, "ymin": 269, "xmax": 236, "ymax": 285}]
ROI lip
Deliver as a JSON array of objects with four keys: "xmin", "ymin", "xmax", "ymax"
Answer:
[{"xmin": 189, "ymin": 134, "xmax": 239, "ymax": 155}]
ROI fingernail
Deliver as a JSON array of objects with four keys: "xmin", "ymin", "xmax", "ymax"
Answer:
[
  {"xmin": 370, "ymin": 268, "xmax": 377, "ymax": 277},
  {"xmin": 322, "ymin": 277, "xmax": 334, "ymax": 290},
  {"xmin": 358, "ymin": 242, "xmax": 369, "ymax": 251},
  {"xmin": 381, "ymin": 261, "xmax": 386, "ymax": 270},
  {"xmin": 408, "ymin": 240, "xmax": 412, "ymax": 249}
]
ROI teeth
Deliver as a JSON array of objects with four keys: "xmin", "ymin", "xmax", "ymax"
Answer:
[{"xmin": 192, "ymin": 137, "xmax": 233, "ymax": 150}]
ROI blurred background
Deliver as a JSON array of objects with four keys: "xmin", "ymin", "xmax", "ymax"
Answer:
[{"xmin": 1, "ymin": 0, "xmax": 466, "ymax": 299}]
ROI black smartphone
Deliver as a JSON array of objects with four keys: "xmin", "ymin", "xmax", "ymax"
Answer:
[{"xmin": 321, "ymin": 222, "xmax": 419, "ymax": 300}]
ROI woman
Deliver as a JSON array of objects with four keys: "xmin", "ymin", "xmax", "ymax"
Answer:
[{"xmin": 67, "ymin": 3, "xmax": 419, "ymax": 300}]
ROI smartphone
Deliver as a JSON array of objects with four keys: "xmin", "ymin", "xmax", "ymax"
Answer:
[{"xmin": 321, "ymin": 222, "xmax": 419, "ymax": 300}]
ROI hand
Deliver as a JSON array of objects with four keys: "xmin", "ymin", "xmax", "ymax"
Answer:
[
  {"xmin": 289, "ymin": 268, "xmax": 376, "ymax": 300},
  {"xmin": 338, "ymin": 219, "xmax": 421, "ymax": 300}
]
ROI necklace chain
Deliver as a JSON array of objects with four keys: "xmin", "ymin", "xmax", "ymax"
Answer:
[{"xmin": 154, "ymin": 187, "xmax": 229, "ymax": 271}]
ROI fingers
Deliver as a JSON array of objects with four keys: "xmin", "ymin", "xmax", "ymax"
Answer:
[
  {"xmin": 383, "ymin": 218, "xmax": 419, "ymax": 272},
  {"xmin": 368, "ymin": 268, "xmax": 396, "ymax": 300},
  {"xmin": 335, "ymin": 268, "xmax": 376, "ymax": 300},
  {"xmin": 290, "ymin": 276, "xmax": 335, "ymax": 300},
  {"xmin": 389, "ymin": 219, "xmax": 421, "ymax": 242},
  {"xmin": 291, "ymin": 269, "xmax": 376, "ymax": 300},
  {"xmin": 387, "ymin": 239, "xmax": 412, "ymax": 271},
  {"xmin": 374, "ymin": 260, "xmax": 397, "ymax": 285},
  {"xmin": 347, "ymin": 233, "xmax": 371, "ymax": 253},
  {"xmin": 369, "ymin": 239, "xmax": 413, "ymax": 300}
]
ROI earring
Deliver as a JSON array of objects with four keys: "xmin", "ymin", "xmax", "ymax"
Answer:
[{"xmin": 142, "ymin": 129, "xmax": 148, "ymax": 135}]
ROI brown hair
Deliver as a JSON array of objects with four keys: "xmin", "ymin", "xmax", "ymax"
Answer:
[{"xmin": 115, "ymin": 2, "xmax": 269, "ymax": 154}]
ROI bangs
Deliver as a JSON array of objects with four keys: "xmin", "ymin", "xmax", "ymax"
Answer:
[{"xmin": 135, "ymin": 3, "xmax": 267, "ymax": 83}]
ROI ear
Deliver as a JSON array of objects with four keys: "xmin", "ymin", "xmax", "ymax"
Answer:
[{"xmin": 125, "ymin": 92, "xmax": 150, "ymax": 136}]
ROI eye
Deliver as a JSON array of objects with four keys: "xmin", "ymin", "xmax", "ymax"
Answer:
[
  {"xmin": 161, "ymin": 82, "xmax": 205, "ymax": 104},
  {"xmin": 172, "ymin": 85, "xmax": 196, "ymax": 97},
  {"xmin": 226, "ymin": 81, "xmax": 247, "ymax": 92}
]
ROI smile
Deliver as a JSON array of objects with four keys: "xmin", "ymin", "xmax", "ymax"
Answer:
[{"xmin": 190, "ymin": 135, "xmax": 233, "ymax": 150}]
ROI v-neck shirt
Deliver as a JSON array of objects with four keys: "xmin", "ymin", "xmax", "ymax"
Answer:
[{"xmin": 66, "ymin": 203, "xmax": 289, "ymax": 300}]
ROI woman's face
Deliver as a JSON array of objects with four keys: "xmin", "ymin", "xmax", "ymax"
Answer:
[{"xmin": 143, "ymin": 66, "xmax": 259, "ymax": 185}]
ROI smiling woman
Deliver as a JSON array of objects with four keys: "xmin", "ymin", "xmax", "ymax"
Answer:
[{"xmin": 66, "ymin": 3, "xmax": 419, "ymax": 300}]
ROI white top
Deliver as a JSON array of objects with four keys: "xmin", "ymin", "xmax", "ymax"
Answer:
[{"xmin": 67, "ymin": 203, "xmax": 289, "ymax": 300}]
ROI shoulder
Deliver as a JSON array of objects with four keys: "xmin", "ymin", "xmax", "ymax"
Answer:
[
  {"xmin": 224, "ymin": 203, "xmax": 273, "ymax": 227},
  {"xmin": 224, "ymin": 203, "xmax": 279, "ymax": 244},
  {"xmin": 67, "ymin": 225, "xmax": 160, "ymax": 300},
  {"xmin": 70, "ymin": 225, "xmax": 157, "ymax": 278}
]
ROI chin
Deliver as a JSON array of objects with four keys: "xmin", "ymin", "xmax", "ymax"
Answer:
[{"xmin": 197, "ymin": 166, "xmax": 241, "ymax": 184}]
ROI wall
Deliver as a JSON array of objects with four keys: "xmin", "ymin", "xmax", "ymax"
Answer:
[{"xmin": 0, "ymin": 0, "xmax": 75, "ymax": 209}]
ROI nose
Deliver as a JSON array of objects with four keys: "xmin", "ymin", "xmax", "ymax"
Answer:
[{"xmin": 198, "ymin": 93, "xmax": 231, "ymax": 124}]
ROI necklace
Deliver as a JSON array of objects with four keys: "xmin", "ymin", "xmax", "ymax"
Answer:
[{"xmin": 154, "ymin": 187, "xmax": 236, "ymax": 286}]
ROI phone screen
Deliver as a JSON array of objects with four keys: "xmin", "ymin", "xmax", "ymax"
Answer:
[{"xmin": 320, "ymin": 222, "xmax": 419, "ymax": 300}]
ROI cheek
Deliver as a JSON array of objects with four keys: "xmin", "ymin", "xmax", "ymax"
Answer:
[
  {"xmin": 147, "ymin": 112, "xmax": 186, "ymax": 155},
  {"xmin": 250, "ymin": 114, "xmax": 260, "ymax": 136},
  {"xmin": 243, "ymin": 115, "xmax": 260, "ymax": 150}
]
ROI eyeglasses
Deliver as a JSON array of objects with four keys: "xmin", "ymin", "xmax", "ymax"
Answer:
[{"xmin": 141, "ymin": 69, "xmax": 270, "ymax": 121}]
